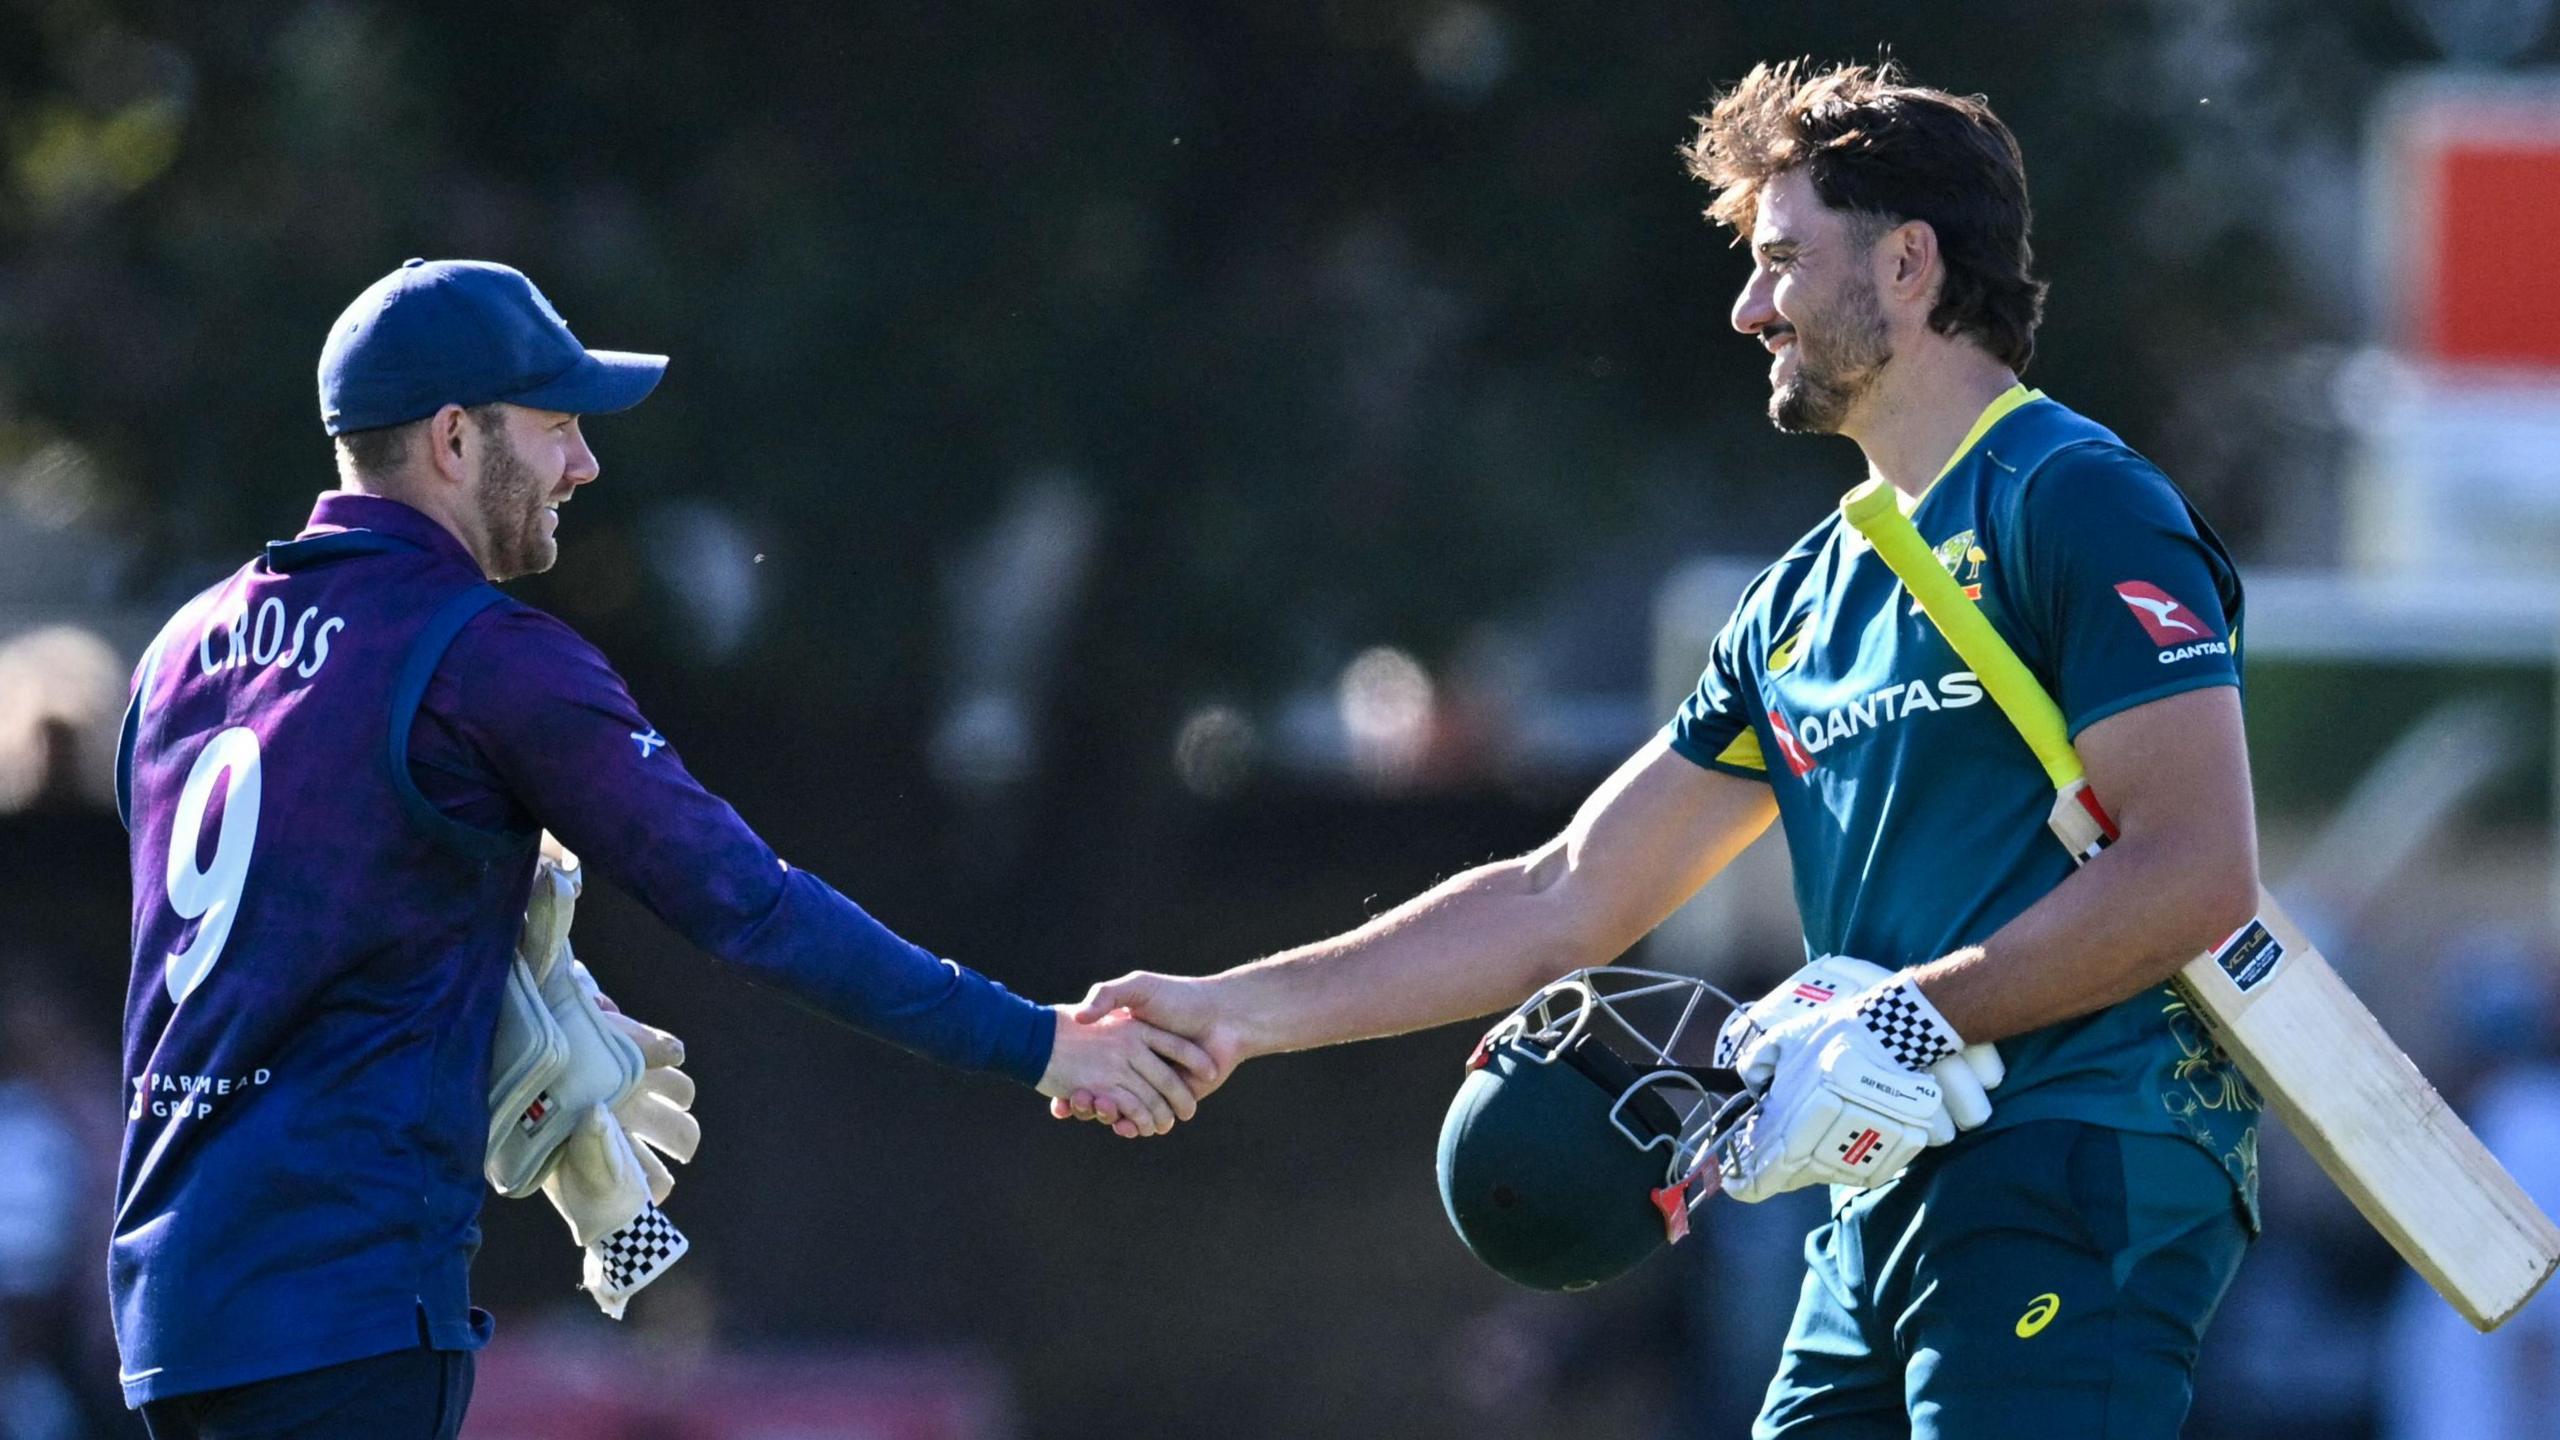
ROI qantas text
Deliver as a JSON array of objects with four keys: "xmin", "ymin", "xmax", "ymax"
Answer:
[{"xmin": 1789, "ymin": 671, "xmax": 1984, "ymax": 755}]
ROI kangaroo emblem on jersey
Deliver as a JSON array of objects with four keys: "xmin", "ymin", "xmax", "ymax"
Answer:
[
  {"xmin": 630, "ymin": 728, "xmax": 667, "ymax": 759},
  {"xmin": 1909, "ymin": 529, "xmax": 1986, "ymax": 614},
  {"xmin": 2113, "ymin": 581, "xmax": 2206, "ymax": 641}
]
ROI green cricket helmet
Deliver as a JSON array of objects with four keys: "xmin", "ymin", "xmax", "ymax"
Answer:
[{"xmin": 1436, "ymin": 967, "xmax": 1756, "ymax": 1292}]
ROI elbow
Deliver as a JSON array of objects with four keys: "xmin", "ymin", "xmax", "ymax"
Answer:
[{"xmin": 2179, "ymin": 851, "xmax": 2260, "ymax": 961}]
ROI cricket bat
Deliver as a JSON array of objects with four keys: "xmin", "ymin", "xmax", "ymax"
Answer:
[{"xmin": 1840, "ymin": 477, "xmax": 2560, "ymax": 1332}]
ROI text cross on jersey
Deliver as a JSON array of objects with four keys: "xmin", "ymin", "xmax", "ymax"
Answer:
[{"xmin": 630, "ymin": 728, "xmax": 667, "ymax": 759}]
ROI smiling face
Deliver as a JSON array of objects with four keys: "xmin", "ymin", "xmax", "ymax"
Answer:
[
  {"xmin": 1728, "ymin": 169, "xmax": 1895, "ymax": 436},
  {"xmin": 466, "ymin": 404, "xmax": 597, "ymax": 581}
]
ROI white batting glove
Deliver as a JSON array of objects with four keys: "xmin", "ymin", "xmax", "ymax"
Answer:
[
  {"xmin": 1718, "ymin": 1030, "xmax": 1943, "ymax": 1202},
  {"xmin": 1713, "ymin": 956, "xmax": 2001, "ymax": 1143}
]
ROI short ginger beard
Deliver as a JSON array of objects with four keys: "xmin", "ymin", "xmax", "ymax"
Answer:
[
  {"xmin": 470, "ymin": 427, "xmax": 556, "ymax": 582},
  {"xmin": 1770, "ymin": 268, "xmax": 1893, "ymax": 436}
]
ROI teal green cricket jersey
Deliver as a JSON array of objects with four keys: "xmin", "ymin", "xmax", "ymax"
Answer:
[{"xmin": 1668, "ymin": 386, "xmax": 2263, "ymax": 1223}]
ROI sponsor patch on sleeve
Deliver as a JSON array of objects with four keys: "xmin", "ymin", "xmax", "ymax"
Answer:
[{"xmin": 2113, "ymin": 581, "xmax": 2230, "ymax": 664}]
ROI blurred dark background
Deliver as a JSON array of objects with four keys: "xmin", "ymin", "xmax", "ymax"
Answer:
[{"xmin": 6, "ymin": 2, "xmax": 2560, "ymax": 1436}]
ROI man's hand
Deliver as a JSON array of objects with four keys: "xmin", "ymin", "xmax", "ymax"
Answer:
[
  {"xmin": 1710, "ymin": 966, "xmax": 1968, "ymax": 1201},
  {"xmin": 1047, "ymin": 973, "xmax": 1256, "ymax": 1130},
  {"xmin": 1037, "ymin": 1005, "xmax": 1220, "ymax": 1139},
  {"xmin": 1715, "ymin": 957, "xmax": 2003, "ymax": 1143},
  {"xmin": 1720, "ymin": 1031, "xmax": 1944, "ymax": 1202}
]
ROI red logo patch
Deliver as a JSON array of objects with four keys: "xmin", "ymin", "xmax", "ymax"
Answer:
[
  {"xmin": 1767, "ymin": 709, "xmax": 1815, "ymax": 777},
  {"xmin": 2113, "ymin": 581, "xmax": 2212, "ymax": 646},
  {"xmin": 1839, "ymin": 1128, "xmax": 1884, "ymax": 1166}
]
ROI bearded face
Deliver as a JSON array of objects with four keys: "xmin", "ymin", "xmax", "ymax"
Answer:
[
  {"xmin": 1732, "ymin": 170, "xmax": 1902, "ymax": 440},
  {"xmin": 1767, "ymin": 257, "xmax": 1894, "ymax": 436},
  {"xmin": 468, "ymin": 417, "xmax": 560, "ymax": 582}
]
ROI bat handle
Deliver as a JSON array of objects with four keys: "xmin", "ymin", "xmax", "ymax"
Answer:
[{"xmin": 2045, "ymin": 779, "xmax": 2119, "ymax": 864}]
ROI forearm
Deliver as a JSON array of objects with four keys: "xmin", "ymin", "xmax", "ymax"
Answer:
[
  {"xmin": 1907, "ymin": 826, "xmax": 2257, "ymax": 1045},
  {"xmin": 711, "ymin": 862, "xmax": 1054, "ymax": 1084},
  {"xmin": 1215, "ymin": 847, "xmax": 1606, "ymax": 1058},
  {"xmin": 1067, "ymin": 744, "xmax": 1772, "ymax": 1084}
]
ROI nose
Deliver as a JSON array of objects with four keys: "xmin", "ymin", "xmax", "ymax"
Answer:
[
  {"xmin": 1732, "ymin": 266, "xmax": 1777, "ymax": 337},
  {"xmin": 565, "ymin": 426, "xmax": 600, "ymax": 488}
]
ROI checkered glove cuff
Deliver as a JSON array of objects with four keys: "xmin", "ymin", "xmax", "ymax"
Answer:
[
  {"xmin": 1853, "ymin": 977, "xmax": 1963, "ymax": 1073},
  {"xmin": 582, "ymin": 1202, "xmax": 689, "ymax": 1320}
]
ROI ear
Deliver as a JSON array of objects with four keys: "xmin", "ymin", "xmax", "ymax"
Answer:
[
  {"xmin": 1878, "ymin": 219, "xmax": 1941, "ymax": 309},
  {"xmin": 423, "ymin": 405, "xmax": 474, "ymax": 487}
]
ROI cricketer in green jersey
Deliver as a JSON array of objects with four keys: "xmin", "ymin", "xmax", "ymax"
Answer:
[{"xmin": 1061, "ymin": 59, "xmax": 2262, "ymax": 1438}]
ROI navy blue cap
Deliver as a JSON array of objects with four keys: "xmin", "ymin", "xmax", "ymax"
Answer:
[{"xmin": 317, "ymin": 258, "xmax": 668, "ymax": 435}]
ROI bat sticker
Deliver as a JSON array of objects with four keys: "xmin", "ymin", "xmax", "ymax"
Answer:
[{"xmin": 2212, "ymin": 919, "xmax": 2286, "ymax": 993}]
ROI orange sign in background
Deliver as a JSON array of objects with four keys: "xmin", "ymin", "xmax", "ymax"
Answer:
[
  {"xmin": 2420, "ymin": 141, "xmax": 2560, "ymax": 367},
  {"xmin": 2396, "ymin": 86, "xmax": 2560, "ymax": 370}
]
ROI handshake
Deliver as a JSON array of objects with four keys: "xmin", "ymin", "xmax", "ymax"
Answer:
[{"xmin": 1035, "ymin": 973, "xmax": 1239, "ymax": 1139}]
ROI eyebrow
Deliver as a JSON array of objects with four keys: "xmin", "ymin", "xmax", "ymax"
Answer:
[{"xmin": 1754, "ymin": 236, "xmax": 1799, "ymax": 257}]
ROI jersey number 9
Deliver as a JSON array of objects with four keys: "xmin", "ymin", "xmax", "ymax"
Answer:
[{"xmin": 164, "ymin": 726, "xmax": 262, "ymax": 1005}]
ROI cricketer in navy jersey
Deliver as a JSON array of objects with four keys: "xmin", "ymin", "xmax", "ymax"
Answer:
[{"xmin": 111, "ymin": 259, "xmax": 1210, "ymax": 1422}]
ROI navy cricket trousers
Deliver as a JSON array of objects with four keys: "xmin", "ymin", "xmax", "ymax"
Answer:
[{"xmin": 139, "ymin": 1347, "xmax": 473, "ymax": 1440}]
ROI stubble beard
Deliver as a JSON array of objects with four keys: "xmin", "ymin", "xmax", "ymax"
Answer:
[
  {"xmin": 472, "ymin": 433, "xmax": 557, "ymax": 583},
  {"xmin": 1769, "ymin": 273, "xmax": 1893, "ymax": 436}
]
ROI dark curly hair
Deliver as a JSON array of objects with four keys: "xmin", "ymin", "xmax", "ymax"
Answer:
[{"xmin": 1682, "ymin": 59, "xmax": 2048, "ymax": 372}]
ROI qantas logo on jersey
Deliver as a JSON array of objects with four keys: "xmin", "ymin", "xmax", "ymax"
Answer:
[
  {"xmin": 2112, "ymin": 581, "xmax": 2230, "ymax": 664},
  {"xmin": 1766, "ymin": 671, "xmax": 1985, "ymax": 775},
  {"xmin": 1766, "ymin": 709, "xmax": 1816, "ymax": 776}
]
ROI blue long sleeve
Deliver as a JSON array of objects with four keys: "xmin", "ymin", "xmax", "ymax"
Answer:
[
  {"xmin": 719, "ymin": 863, "xmax": 1053, "ymax": 1084},
  {"xmin": 419, "ymin": 598, "xmax": 1055, "ymax": 1086}
]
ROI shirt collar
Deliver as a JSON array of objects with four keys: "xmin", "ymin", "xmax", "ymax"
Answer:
[
  {"xmin": 295, "ymin": 491, "xmax": 485, "ymax": 575},
  {"xmin": 1892, "ymin": 383, "xmax": 2043, "ymax": 514},
  {"xmin": 1932, "ymin": 383, "xmax": 2042, "ymax": 484}
]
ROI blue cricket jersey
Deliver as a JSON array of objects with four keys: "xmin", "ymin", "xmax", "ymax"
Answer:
[{"xmin": 113, "ymin": 493, "xmax": 1052, "ymax": 1405}]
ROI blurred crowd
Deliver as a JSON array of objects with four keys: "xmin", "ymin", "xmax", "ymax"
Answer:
[{"xmin": 0, "ymin": 970, "xmax": 136, "ymax": 1438}]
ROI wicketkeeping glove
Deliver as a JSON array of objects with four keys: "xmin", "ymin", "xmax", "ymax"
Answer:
[
  {"xmin": 1713, "ymin": 956, "xmax": 2004, "ymax": 1144},
  {"xmin": 486, "ymin": 857, "xmax": 646, "ymax": 1197},
  {"xmin": 493, "ymin": 839, "xmax": 703, "ymax": 1318}
]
